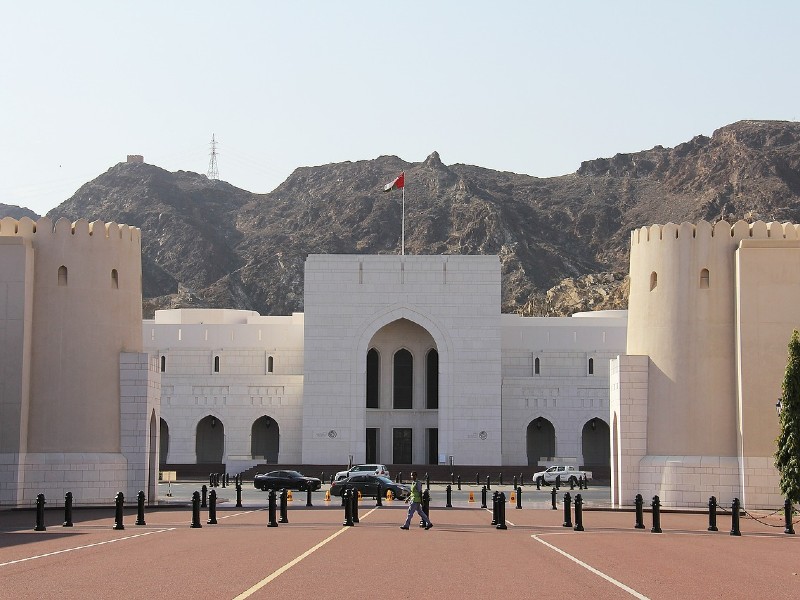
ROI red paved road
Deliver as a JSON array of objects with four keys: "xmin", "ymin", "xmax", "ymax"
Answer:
[{"xmin": 1, "ymin": 502, "xmax": 797, "ymax": 599}]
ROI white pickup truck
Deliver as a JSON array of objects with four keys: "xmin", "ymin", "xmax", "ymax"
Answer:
[{"xmin": 532, "ymin": 465, "xmax": 592, "ymax": 487}]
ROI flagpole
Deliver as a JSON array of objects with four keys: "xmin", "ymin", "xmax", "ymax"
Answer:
[{"xmin": 401, "ymin": 185, "xmax": 405, "ymax": 256}]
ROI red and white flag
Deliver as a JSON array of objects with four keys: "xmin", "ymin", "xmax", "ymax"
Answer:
[{"xmin": 383, "ymin": 172, "xmax": 404, "ymax": 192}]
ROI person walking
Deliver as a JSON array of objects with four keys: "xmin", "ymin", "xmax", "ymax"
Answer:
[{"xmin": 400, "ymin": 472, "xmax": 432, "ymax": 530}]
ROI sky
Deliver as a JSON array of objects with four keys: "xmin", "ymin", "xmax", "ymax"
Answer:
[{"xmin": 1, "ymin": 1, "xmax": 798, "ymax": 217}]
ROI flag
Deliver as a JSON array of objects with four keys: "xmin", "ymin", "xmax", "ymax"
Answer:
[{"xmin": 383, "ymin": 172, "xmax": 404, "ymax": 192}]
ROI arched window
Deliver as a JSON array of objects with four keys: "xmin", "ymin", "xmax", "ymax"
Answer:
[
  {"xmin": 700, "ymin": 268, "xmax": 710, "ymax": 289},
  {"xmin": 393, "ymin": 349, "xmax": 413, "ymax": 409},
  {"xmin": 111, "ymin": 269, "xmax": 119, "ymax": 289},
  {"xmin": 160, "ymin": 355, "xmax": 166, "ymax": 373},
  {"xmin": 214, "ymin": 356, "xmax": 220, "ymax": 373},
  {"xmin": 58, "ymin": 265, "xmax": 68, "ymax": 286},
  {"xmin": 534, "ymin": 357, "xmax": 540, "ymax": 375},
  {"xmin": 588, "ymin": 357, "xmax": 594, "ymax": 375},
  {"xmin": 649, "ymin": 271, "xmax": 657, "ymax": 291},
  {"xmin": 268, "ymin": 356, "xmax": 274, "ymax": 373},
  {"xmin": 366, "ymin": 348, "xmax": 379, "ymax": 408},
  {"xmin": 426, "ymin": 349, "xmax": 438, "ymax": 409}
]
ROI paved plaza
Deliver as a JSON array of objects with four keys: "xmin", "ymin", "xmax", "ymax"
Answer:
[{"xmin": 1, "ymin": 481, "xmax": 797, "ymax": 599}]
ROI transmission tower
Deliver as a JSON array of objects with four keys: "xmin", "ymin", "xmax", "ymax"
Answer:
[{"xmin": 207, "ymin": 134, "xmax": 220, "ymax": 180}]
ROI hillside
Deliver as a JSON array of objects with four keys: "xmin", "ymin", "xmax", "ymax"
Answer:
[{"xmin": 5, "ymin": 119, "xmax": 800, "ymax": 317}]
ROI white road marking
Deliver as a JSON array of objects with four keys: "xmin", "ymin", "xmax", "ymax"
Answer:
[
  {"xmin": 232, "ymin": 506, "xmax": 380, "ymax": 599},
  {"xmin": 0, "ymin": 528, "xmax": 175, "ymax": 568},
  {"xmin": 532, "ymin": 534, "xmax": 651, "ymax": 599}
]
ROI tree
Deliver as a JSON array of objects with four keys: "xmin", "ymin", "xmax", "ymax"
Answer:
[{"xmin": 776, "ymin": 330, "xmax": 800, "ymax": 503}]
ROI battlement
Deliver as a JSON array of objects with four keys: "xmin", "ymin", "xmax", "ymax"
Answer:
[
  {"xmin": 0, "ymin": 217, "xmax": 141, "ymax": 244},
  {"xmin": 631, "ymin": 220, "xmax": 800, "ymax": 245}
]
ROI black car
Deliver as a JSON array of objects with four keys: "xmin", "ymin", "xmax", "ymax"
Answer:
[
  {"xmin": 253, "ymin": 470, "xmax": 322, "ymax": 492},
  {"xmin": 330, "ymin": 474, "xmax": 410, "ymax": 500}
]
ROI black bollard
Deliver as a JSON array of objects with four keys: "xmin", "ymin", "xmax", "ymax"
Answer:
[
  {"xmin": 225, "ymin": 473, "xmax": 230, "ymax": 487},
  {"xmin": 267, "ymin": 489, "xmax": 278, "ymax": 527},
  {"xmin": 476, "ymin": 472, "xmax": 480, "ymax": 486},
  {"xmin": 425, "ymin": 473, "xmax": 430, "ymax": 491},
  {"xmin": 342, "ymin": 489, "xmax": 354, "ymax": 526},
  {"xmin": 451, "ymin": 472, "xmax": 455, "ymax": 485},
  {"xmin": 34, "ymin": 493, "xmax": 46, "ymax": 531},
  {"xmin": 398, "ymin": 472, "xmax": 403, "ymax": 484},
  {"xmin": 486, "ymin": 475, "xmax": 491, "ymax": 490},
  {"xmin": 634, "ymin": 494, "xmax": 645, "ymax": 529},
  {"xmin": 279, "ymin": 489, "xmax": 288, "ymax": 524},
  {"xmin": 516, "ymin": 486, "xmax": 522, "ymax": 510},
  {"xmin": 785, "ymin": 499, "xmax": 795, "ymax": 535},
  {"xmin": 570, "ymin": 476, "xmax": 575, "ymax": 490},
  {"xmin": 201, "ymin": 484, "xmax": 208, "ymax": 508},
  {"xmin": 136, "ymin": 490, "xmax": 146, "ymax": 526},
  {"xmin": 351, "ymin": 488, "xmax": 359, "ymax": 524},
  {"xmin": 221, "ymin": 473, "xmax": 226, "ymax": 488},
  {"xmin": 207, "ymin": 489, "xmax": 218, "ymax": 525},
  {"xmin": 236, "ymin": 481, "xmax": 243, "ymax": 508},
  {"xmin": 491, "ymin": 491, "xmax": 499, "ymax": 525},
  {"xmin": 376, "ymin": 486, "xmax": 382, "ymax": 507},
  {"xmin": 209, "ymin": 473, "xmax": 214, "ymax": 488},
  {"xmin": 536, "ymin": 476, "xmax": 541, "ymax": 490},
  {"xmin": 551, "ymin": 486, "xmax": 557, "ymax": 510},
  {"xmin": 499, "ymin": 473, "xmax": 503, "ymax": 486},
  {"xmin": 496, "ymin": 492, "xmax": 508, "ymax": 530},
  {"xmin": 446, "ymin": 484, "xmax": 452, "ymax": 508},
  {"xmin": 457, "ymin": 475, "xmax": 461, "ymax": 491},
  {"xmin": 63, "ymin": 491, "xmax": 73, "ymax": 527},
  {"xmin": 651, "ymin": 495, "xmax": 662, "ymax": 534},
  {"xmin": 574, "ymin": 493, "xmax": 584, "ymax": 532},
  {"xmin": 481, "ymin": 485, "xmax": 488, "ymax": 509},
  {"xmin": 730, "ymin": 497, "xmax": 741, "ymax": 536},
  {"xmin": 321, "ymin": 472, "xmax": 325, "ymax": 484},
  {"xmin": 191, "ymin": 491, "xmax": 202, "ymax": 528},
  {"xmin": 563, "ymin": 492, "xmax": 573, "ymax": 527},
  {"xmin": 513, "ymin": 475, "xmax": 518, "ymax": 489},
  {"xmin": 113, "ymin": 492, "xmax": 125, "ymax": 530},
  {"xmin": 306, "ymin": 486, "xmax": 313, "ymax": 507},
  {"xmin": 555, "ymin": 475, "xmax": 561, "ymax": 490},
  {"xmin": 707, "ymin": 496, "xmax": 718, "ymax": 532},
  {"xmin": 419, "ymin": 489, "xmax": 430, "ymax": 527}
]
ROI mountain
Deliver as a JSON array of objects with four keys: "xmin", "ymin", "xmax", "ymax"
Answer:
[
  {"xmin": 7, "ymin": 119, "xmax": 800, "ymax": 318},
  {"xmin": 0, "ymin": 204, "xmax": 39, "ymax": 221}
]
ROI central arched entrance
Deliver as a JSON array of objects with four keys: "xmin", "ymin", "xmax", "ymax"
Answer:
[
  {"xmin": 251, "ymin": 416, "xmax": 280, "ymax": 463},
  {"xmin": 526, "ymin": 417, "xmax": 555, "ymax": 467},
  {"xmin": 196, "ymin": 415, "xmax": 224, "ymax": 463},
  {"xmin": 365, "ymin": 318, "xmax": 438, "ymax": 465},
  {"xmin": 581, "ymin": 418, "xmax": 610, "ymax": 475}
]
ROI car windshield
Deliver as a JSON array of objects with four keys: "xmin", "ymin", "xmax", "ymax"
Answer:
[
  {"xmin": 375, "ymin": 476, "xmax": 393, "ymax": 484},
  {"xmin": 285, "ymin": 471, "xmax": 303, "ymax": 478},
  {"xmin": 352, "ymin": 465, "xmax": 377, "ymax": 471}
]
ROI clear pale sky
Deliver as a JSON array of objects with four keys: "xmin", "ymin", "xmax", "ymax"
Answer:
[{"xmin": 1, "ymin": 1, "xmax": 797, "ymax": 216}]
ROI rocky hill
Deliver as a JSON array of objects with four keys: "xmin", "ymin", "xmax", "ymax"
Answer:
[
  {"xmin": 6, "ymin": 119, "xmax": 800, "ymax": 317},
  {"xmin": 0, "ymin": 203, "xmax": 39, "ymax": 221}
]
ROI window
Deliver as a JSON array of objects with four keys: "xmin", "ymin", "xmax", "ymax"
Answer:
[
  {"xmin": 700, "ymin": 268, "xmax": 710, "ymax": 289},
  {"xmin": 649, "ymin": 271, "xmax": 657, "ymax": 291},
  {"xmin": 534, "ymin": 357, "xmax": 540, "ymax": 375},
  {"xmin": 393, "ymin": 349, "xmax": 413, "ymax": 409},
  {"xmin": 160, "ymin": 356, "xmax": 166, "ymax": 373},
  {"xmin": 268, "ymin": 356, "xmax": 274, "ymax": 373},
  {"xmin": 366, "ymin": 349, "xmax": 379, "ymax": 408},
  {"xmin": 111, "ymin": 269, "xmax": 119, "ymax": 289},
  {"xmin": 426, "ymin": 349, "xmax": 438, "ymax": 409},
  {"xmin": 58, "ymin": 265, "xmax": 68, "ymax": 286},
  {"xmin": 588, "ymin": 357, "xmax": 594, "ymax": 375},
  {"xmin": 214, "ymin": 356, "xmax": 220, "ymax": 373}
]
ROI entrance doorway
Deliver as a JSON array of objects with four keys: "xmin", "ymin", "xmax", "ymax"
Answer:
[
  {"xmin": 196, "ymin": 416, "xmax": 224, "ymax": 463},
  {"xmin": 526, "ymin": 417, "xmax": 555, "ymax": 467},
  {"xmin": 366, "ymin": 428, "xmax": 379, "ymax": 463},
  {"xmin": 426, "ymin": 428, "xmax": 438, "ymax": 465},
  {"xmin": 393, "ymin": 428, "xmax": 412, "ymax": 464}
]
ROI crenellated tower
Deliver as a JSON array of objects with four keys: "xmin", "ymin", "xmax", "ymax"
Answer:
[{"xmin": 0, "ymin": 217, "xmax": 158, "ymax": 506}]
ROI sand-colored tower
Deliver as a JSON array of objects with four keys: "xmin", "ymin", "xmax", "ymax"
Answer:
[
  {"xmin": 0, "ymin": 217, "xmax": 159, "ymax": 505},
  {"xmin": 614, "ymin": 220, "xmax": 800, "ymax": 508}
]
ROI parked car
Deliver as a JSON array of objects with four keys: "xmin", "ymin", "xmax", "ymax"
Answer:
[
  {"xmin": 532, "ymin": 465, "xmax": 592, "ymax": 487},
  {"xmin": 330, "ymin": 475, "xmax": 410, "ymax": 500},
  {"xmin": 334, "ymin": 464, "xmax": 391, "ymax": 481},
  {"xmin": 253, "ymin": 470, "xmax": 322, "ymax": 492}
]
